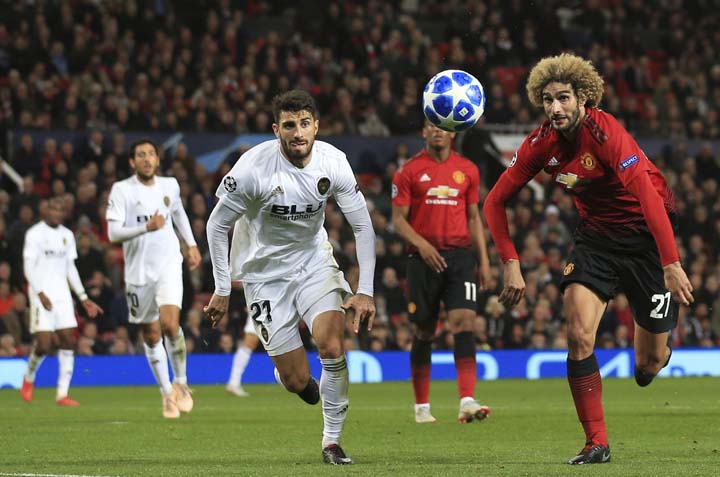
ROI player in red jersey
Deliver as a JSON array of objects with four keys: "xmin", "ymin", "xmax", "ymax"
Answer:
[
  {"xmin": 483, "ymin": 53, "xmax": 694, "ymax": 464},
  {"xmin": 392, "ymin": 121, "xmax": 492, "ymax": 424}
]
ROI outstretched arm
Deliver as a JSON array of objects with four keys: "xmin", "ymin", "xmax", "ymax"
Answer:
[{"xmin": 342, "ymin": 207, "xmax": 376, "ymax": 333}]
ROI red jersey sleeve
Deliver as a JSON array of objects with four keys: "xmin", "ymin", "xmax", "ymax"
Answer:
[
  {"xmin": 602, "ymin": 115, "xmax": 679, "ymax": 266},
  {"xmin": 483, "ymin": 133, "xmax": 545, "ymax": 262},
  {"xmin": 391, "ymin": 165, "xmax": 412, "ymax": 207}
]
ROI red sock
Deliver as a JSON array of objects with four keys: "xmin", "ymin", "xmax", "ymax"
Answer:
[
  {"xmin": 453, "ymin": 331, "xmax": 477, "ymax": 398},
  {"xmin": 410, "ymin": 337, "xmax": 432, "ymax": 404},
  {"xmin": 411, "ymin": 363, "xmax": 431, "ymax": 404},
  {"xmin": 567, "ymin": 355, "xmax": 608, "ymax": 447},
  {"xmin": 454, "ymin": 357, "xmax": 476, "ymax": 398}
]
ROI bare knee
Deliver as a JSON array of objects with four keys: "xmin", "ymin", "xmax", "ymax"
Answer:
[
  {"xmin": 564, "ymin": 306, "xmax": 596, "ymax": 358},
  {"xmin": 316, "ymin": 338, "xmax": 343, "ymax": 359},
  {"xmin": 277, "ymin": 368, "xmax": 310, "ymax": 393}
]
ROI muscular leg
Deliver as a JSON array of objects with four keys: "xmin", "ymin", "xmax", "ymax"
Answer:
[
  {"xmin": 272, "ymin": 345, "xmax": 316, "ymax": 401},
  {"xmin": 633, "ymin": 326, "xmax": 671, "ymax": 386},
  {"xmin": 313, "ymin": 310, "xmax": 349, "ymax": 449},
  {"xmin": 55, "ymin": 327, "xmax": 76, "ymax": 400},
  {"xmin": 564, "ymin": 284, "xmax": 609, "ymax": 448}
]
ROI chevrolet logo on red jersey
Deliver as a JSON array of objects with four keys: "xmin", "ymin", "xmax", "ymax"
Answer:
[{"xmin": 427, "ymin": 186, "xmax": 459, "ymax": 199}]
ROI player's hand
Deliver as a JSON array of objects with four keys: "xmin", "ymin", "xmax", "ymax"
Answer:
[
  {"xmin": 499, "ymin": 259, "xmax": 525, "ymax": 306},
  {"xmin": 186, "ymin": 245, "xmax": 201, "ymax": 270},
  {"xmin": 663, "ymin": 261, "xmax": 694, "ymax": 306},
  {"xmin": 38, "ymin": 292, "xmax": 52, "ymax": 311},
  {"xmin": 204, "ymin": 293, "xmax": 229, "ymax": 328},
  {"xmin": 81, "ymin": 299, "xmax": 104, "ymax": 318},
  {"xmin": 146, "ymin": 210, "xmax": 166, "ymax": 231},
  {"xmin": 342, "ymin": 293, "xmax": 376, "ymax": 333},
  {"xmin": 417, "ymin": 240, "xmax": 447, "ymax": 273},
  {"xmin": 478, "ymin": 261, "xmax": 492, "ymax": 292}
]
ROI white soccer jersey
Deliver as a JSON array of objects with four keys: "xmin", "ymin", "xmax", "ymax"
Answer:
[
  {"xmin": 106, "ymin": 175, "xmax": 187, "ymax": 286},
  {"xmin": 23, "ymin": 221, "xmax": 78, "ymax": 303},
  {"xmin": 217, "ymin": 139, "xmax": 367, "ymax": 283}
]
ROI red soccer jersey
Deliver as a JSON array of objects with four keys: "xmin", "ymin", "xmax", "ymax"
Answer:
[
  {"xmin": 485, "ymin": 107, "xmax": 679, "ymax": 264},
  {"xmin": 392, "ymin": 149, "xmax": 480, "ymax": 252}
]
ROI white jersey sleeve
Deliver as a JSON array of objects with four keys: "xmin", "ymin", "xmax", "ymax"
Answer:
[
  {"xmin": 106, "ymin": 182, "xmax": 127, "ymax": 223},
  {"xmin": 169, "ymin": 178, "xmax": 197, "ymax": 247},
  {"xmin": 331, "ymin": 152, "xmax": 367, "ymax": 214},
  {"xmin": 22, "ymin": 226, "xmax": 43, "ymax": 293},
  {"xmin": 215, "ymin": 162, "xmax": 260, "ymax": 215}
]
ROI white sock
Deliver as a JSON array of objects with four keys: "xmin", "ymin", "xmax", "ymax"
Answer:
[
  {"xmin": 414, "ymin": 403, "xmax": 431, "ymax": 412},
  {"xmin": 227, "ymin": 346, "xmax": 252, "ymax": 388},
  {"xmin": 24, "ymin": 349, "xmax": 46, "ymax": 382},
  {"xmin": 144, "ymin": 340, "xmax": 173, "ymax": 396},
  {"xmin": 320, "ymin": 355, "xmax": 349, "ymax": 449},
  {"xmin": 164, "ymin": 328, "xmax": 187, "ymax": 385},
  {"xmin": 56, "ymin": 349, "xmax": 74, "ymax": 400}
]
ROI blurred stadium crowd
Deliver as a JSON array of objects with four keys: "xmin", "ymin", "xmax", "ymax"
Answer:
[{"xmin": 0, "ymin": 0, "xmax": 718, "ymax": 357}]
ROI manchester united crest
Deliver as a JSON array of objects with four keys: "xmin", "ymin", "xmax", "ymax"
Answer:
[
  {"xmin": 317, "ymin": 177, "xmax": 331, "ymax": 195},
  {"xmin": 452, "ymin": 170, "xmax": 466, "ymax": 184},
  {"xmin": 163, "ymin": 196, "xmax": 170, "ymax": 207},
  {"xmin": 563, "ymin": 263, "xmax": 575, "ymax": 276},
  {"xmin": 580, "ymin": 153, "xmax": 595, "ymax": 170}
]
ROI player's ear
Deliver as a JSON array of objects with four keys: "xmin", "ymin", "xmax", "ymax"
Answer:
[{"xmin": 272, "ymin": 123, "xmax": 279, "ymax": 137}]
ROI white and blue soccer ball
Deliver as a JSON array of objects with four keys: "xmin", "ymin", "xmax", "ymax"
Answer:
[{"xmin": 422, "ymin": 69, "xmax": 485, "ymax": 132}]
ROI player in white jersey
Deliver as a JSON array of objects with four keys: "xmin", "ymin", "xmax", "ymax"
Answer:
[
  {"xmin": 205, "ymin": 90, "xmax": 376, "ymax": 465},
  {"xmin": 106, "ymin": 139, "xmax": 201, "ymax": 419},
  {"xmin": 21, "ymin": 197, "xmax": 103, "ymax": 406}
]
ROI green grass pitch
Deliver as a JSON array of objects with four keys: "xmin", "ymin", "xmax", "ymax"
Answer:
[{"xmin": 1, "ymin": 377, "xmax": 718, "ymax": 476}]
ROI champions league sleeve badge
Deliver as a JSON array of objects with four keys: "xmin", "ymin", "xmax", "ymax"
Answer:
[
  {"xmin": 317, "ymin": 177, "xmax": 331, "ymax": 195},
  {"xmin": 224, "ymin": 176, "xmax": 238, "ymax": 193}
]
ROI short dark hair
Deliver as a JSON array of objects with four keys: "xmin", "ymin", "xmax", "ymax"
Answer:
[
  {"xmin": 271, "ymin": 90, "xmax": 317, "ymax": 123},
  {"xmin": 129, "ymin": 139, "xmax": 159, "ymax": 160}
]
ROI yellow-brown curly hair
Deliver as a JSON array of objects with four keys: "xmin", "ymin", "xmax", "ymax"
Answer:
[{"xmin": 526, "ymin": 53, "xmax": 604, "ymax": 108}]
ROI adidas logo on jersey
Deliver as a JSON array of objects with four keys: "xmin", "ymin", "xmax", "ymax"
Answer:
[
  {"xmin": 271, "ymin": 186, "xmax": 284, "ymax": 196},
  {"xmin": 420, "ymin": 173, "xmax": 431, "ymax": 182},
  {"xmin": 548, "ymin": 157, "xmax": 559, "ymax": 167}
]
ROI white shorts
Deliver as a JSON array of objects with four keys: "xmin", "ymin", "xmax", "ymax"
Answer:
[
  {"xmin": 29, "ymin": 298, "xmax": 77, "ymax": 333},
  {"xmin": 243, "ymin": 314, "xmax": 257, "ymax": 336},
  {"xmin": 125, "ymin": 262, "xmax": 183, "ymax": 324},
  {"xmin": 243, "ymin": 264, "xmax": 352, "ymax": 357}
]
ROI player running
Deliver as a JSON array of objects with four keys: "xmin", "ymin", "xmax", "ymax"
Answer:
[
  {"xmin": 483, "ymin": 53, "xmax": 693, "ymax": 464},
  {"xmin": 204, "ymin": 90, "xmax": 376, "ymax": 465},
  {"xmin": 106, "ymin": 139, "xmax": 201, "ymax": 418}
]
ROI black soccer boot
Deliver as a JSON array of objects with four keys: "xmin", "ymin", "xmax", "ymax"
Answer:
[
  {"xmin": 322, "ymin": 444, "xmax": 353, "ymax": 465},
  {"xmin": 566, "ymin": 442, "xmax": 611, "ymax": 465}
]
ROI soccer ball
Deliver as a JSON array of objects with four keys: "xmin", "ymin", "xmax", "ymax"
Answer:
[{"xmin": 422, "ymin": 69, "xmax": 485, "ymax": 132}]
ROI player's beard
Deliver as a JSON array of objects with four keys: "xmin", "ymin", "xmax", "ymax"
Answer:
[
  {"xmin": 136, "ymin": 168, "xmax": 156, "ymax": 182},
  {"xmin": 551, "ymin": 104, "xmax": 582, "ymax": 134},
  {"xmin": 281, "ymin": 137, "xmax": 314, "ymax": 167}
]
